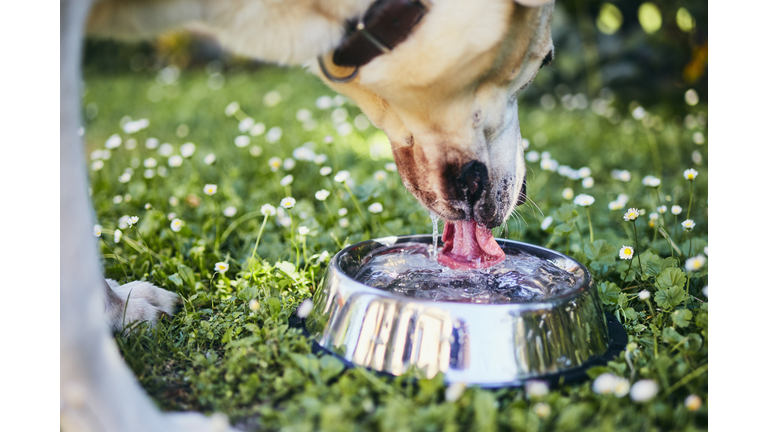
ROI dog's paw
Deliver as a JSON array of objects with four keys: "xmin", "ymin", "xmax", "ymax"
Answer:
[{"xmin": 105, "ymin": 279, "xmax": 180, "ymax": 333}]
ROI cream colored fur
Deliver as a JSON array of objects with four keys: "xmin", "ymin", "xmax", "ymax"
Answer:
[{"xmin": 61, "ymin": 1, "xmax": 554, "ymax": 430}]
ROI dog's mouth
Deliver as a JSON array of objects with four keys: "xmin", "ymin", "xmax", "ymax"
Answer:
[{"xmin": 437, "ymin": 220, "xmax": 505, "ymax": 271}]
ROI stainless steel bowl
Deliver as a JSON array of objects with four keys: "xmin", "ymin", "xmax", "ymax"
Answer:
[{"xmin": 304, "ymin": 235, "xmax": 625, "ymax": 387}]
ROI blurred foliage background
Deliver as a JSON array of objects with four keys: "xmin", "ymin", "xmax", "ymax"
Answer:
[{"xmin": 84, "ymin": 0, "xmax": 707, "ymax": 114}]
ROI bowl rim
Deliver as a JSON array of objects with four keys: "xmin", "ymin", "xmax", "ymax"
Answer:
[{"xmin": 327, "ymin": 234, "xmax": 594, "ymax": 312}]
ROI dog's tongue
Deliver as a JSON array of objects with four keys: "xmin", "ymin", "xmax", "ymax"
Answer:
[{"xmin": 437, "ymin": 220, "xmax": 505, "ymax": 271}]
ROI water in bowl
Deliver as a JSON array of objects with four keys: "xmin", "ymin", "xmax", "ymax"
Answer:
[{"xmin": 354, "ymin": 243, "xmax": 579, "ymax": 304}]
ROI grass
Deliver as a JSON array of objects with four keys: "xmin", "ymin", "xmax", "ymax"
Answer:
[{"xmin": 83, "ymin": 64, "xmax": 708, "ymax": 431}]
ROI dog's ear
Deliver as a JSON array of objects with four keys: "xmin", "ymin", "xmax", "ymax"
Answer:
[{"xmin": 514, "ymin": 0, "xmax": 553, "ymax": 6}]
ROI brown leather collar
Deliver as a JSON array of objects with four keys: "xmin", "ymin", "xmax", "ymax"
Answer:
[{"xmin": 319, "ymin": 0, "xmax": 429, "ymax": 82}]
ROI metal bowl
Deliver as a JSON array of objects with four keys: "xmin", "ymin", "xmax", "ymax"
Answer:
[{"xmin": 304, "ymin": 235, "xmax": 626, "ymax": 387}]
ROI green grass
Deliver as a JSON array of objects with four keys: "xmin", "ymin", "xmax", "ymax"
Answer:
[{"xmin": 84, "ymin": 65, "xmax": 708, "ymax": 431}]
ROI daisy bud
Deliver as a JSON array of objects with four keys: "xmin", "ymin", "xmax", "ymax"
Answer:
[
  {"xmin": 297, "ymin": 299, "xmax": 313, "ymax": 318},
  {"xmin": 685, "ymin": 394, "xmax": 702, "ymax": 411},
  {"xmin": 630, "ymin": 380, "xmax": 658, "ymax": 403},
  {"xmin": 638, "ymin": 290, "xmax": 650, "ymax": 300}
]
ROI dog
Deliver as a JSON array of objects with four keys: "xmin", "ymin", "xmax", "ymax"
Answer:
[{"xmin": 61, "ymin": 0, "xmax": 554, "ymax": 430}]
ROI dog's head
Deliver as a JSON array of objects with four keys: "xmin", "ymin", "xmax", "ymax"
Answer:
[{"xmin": 313, "ymin": 0, "xmax": 554, "ymax": 228}]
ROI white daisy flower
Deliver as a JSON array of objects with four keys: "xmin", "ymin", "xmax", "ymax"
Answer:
[
  {"xmin": 144, "ymin": 169, "xmax": 155, "ymax": 179},
  {"xmin": 204, "ymin": 153, "xmax": 216, "ymax": 165},
  {"xmin": 623, "ymin": 208, "xmax": 640, "ymax": 221},
  {"xmin": 105, "ymin": 134, "xmax": 122, "ymax": 149},
  {"xmin": 368, "ymin": 203, "xmax": 383, "ymax": 213},
  {"xmin": 180, "ymin": 142, "xmax": 196, "ymax": 157},
  {"xmin": 158, "ymin": 143, "xmax": 174, "ymax": 157},
  {"xmin": 249, "ymin": 299, "xmax": 260, "ymax": 312},
  {"xmin": 608, "ymin": 200, "xmax": 624, "ymax": 210},
  {"xmin": 314, "ymin": 154, "xmax": 328, "ymax": 165},
  {"xmin": 118, "ymin": 173, "xmax": 132, "ymax": 183},
  {"xmin": 339, "ymin": 217, "xmax": 350, "ymax": 228},
  {"xmin": 118, "ymin": 215, "xmax": 130, "ymax": 229},
  {"xmin": 562, "ymin": 187, "xmax": 574, "ymax": 200},
  {"xmin": 557, "ymin": 165, "xmax": 574, "ymax": 178},
  {"xmin": 318, "ymin": 250, "xmax": 331, "ymax": 262},
  {"xmin": 657, "ymin": 205, "xmax": 667, "ymax": 214},
  {"xmin": 582, "ymin": 177, "xmax": 595, "ymax": 188},
  {"xmin": 224, "ymin": 101, "xmax": 240, "ymax": 117},
  {"xmin": 338, "ymin": 208, "xmax": 348, "ymax": 217},
  {"xmin": 525, "ymin": 151, "xmax": 540, "ymax": 163},
  {"xmin": 203, "ymin": 184, "xmax": 218, "ymax": 196},
  {"xmin": 280, "ymin": 175, "xmax": 294, "ymax": 186},
  {"xmin": 168, "ymin": 155, "xmax": 183, "ymax": 167},
  {"xmin": 681, "ymin": 219, "xmax": 695, "ymax": 230},
  {"xmin": 268, "ymin": 157, "xmax": 282, "ymax": 171},
  {"xmin": 145, "ymin": 137, "xmax": 159, "ymax": 149},
  {"xmin": 293, "ymin": 146, "xmax": 316, "ymax": 161},
  {"xmin": 574, "ymin": 194, "xmax": 595, "ymax": 207},
  {"xmin": 642, "ymin": 175, "xmax": 661, "ymax": 187},
  {"xmin": 540, "ymin": 158, "xmax": 559, "ymax": 171},
  {"xmin": 113, "ymin": 195, "xmax": 124, "ymax": 204},
  {"xmin": 167, "ymin": 212, "xmax": 177, "ymax": 221},
  {"xmin": 638, "ymin": 209, "xmax": 646, "ymax": 216},
  {"xmin": 374, "ymin": 170, "xmax": 387, "ymax": 181},
  {"xmin": 260, "ymin": 204, "xmax": 277, "ymax": 216},
  {"xmin": 541, "ymin": 151, "xmax": 551, "ymax": 160},
  {"xmin": 316, "ymin": 95, "xmax": 333, "ymax": 110},
  {"xmin": 578, "ymin": 167, "xmax": 592, "ymax": 178},
  {"xmin": 592, "ymin": 373, "xmax": 618, "ymax": 395},
  {"xmin": 298, "ymin": 226, "xmax": 310, "ymax": 236},
  {"xmin": 263, "ymin": 90, "xmax": 282, "ymax": 106},
  {"xmin": 297, "ymin": 299, "xmax": 313, "ymax": 318},
  {"xmin": 525, "ymin": 380, "xmax": 549, "ymax": 398},
  {"xmin": 157, "ymin": 166, "xmax": 168, "ymax": 177},
  {"xmin": 671, "ymin": 205, "xmax": 682, "ymax": 215},
  {"xmin": 684, "ymin": 168, "xmax": 698, "ymax": 180},
  {"xmin": 319, "ymin": 166, "xmax": 332, "ymax": 176},
  {"xmin": 234, "ymin": 135, "xmax": 250, "ymax": 148},
  {"xmin": 93, "ymin": 225, "xmax": 102, "ymax": 237},
  {"xmin": 250, "ymin": 123, "xmax": 266, "ymax": 136},
  {"xmin": 91, "ymin": 160, "xmax": 104, "ymax": 171},
  {"xmin": 278, "ymin": 216, "xmax": 292, "ymax": 227},
  {"xmin": 144, "ymin": 203, "xmax": 152, "ymax": 210},
  {"xmin": 114, "ymin": 229, "xmax": 122, "ymax": 243},
  {"xmin": 385, "ymin": 162, "xmax": 397, "ymax": 172},
  {"xmin": 630, "ymin": 380, "xmax": 658, "ymax": 403},
  {"xmin": 649, "ymin": 212, "xmax": 659, "ymax": 221},
  {"xmin": 238, "ymin": 117, "xmax": 254, "ymax": 132},
  {"xmin": 265, "ymin": 127, "xmax": 282, "ymax": 143},
  {"xmin": 281, "ymin": 197, "xmax": 296, "ymax": 209},
  {"xmin": 250, "ymin": 145, "xmax": 263, "ymax": 157},
  {"xmin": 295, "ymin": 109, "xmax": 312, "ymax": 122},
  {"xmin": 444, "ymin": 382, "xmax": 466, "ymax": 403},
  {"xmin": 617, "ymin": 193, "xmax": 629, "ymax": 204},
  {"xmin": 283, "ymin": 158, "xmax": 296, "ymax": 171},
  {"xmin": 533, "ymin": 403, "xmax": 550, "ymax": 418},
  {"xmin": 618, "ymin": 170, "xmax": 631, "ymax": 182},
  {"xmin": 169, "ymin": 196, "xmax": 179, "ymax": 207},
  {"xmin": 619, "ymin": 245, "xmax": 634, "ymax": 260},
  {"xmin": 143, "ymin": 157, "xmax": 157, "ymax": 168},
  {"xmin": 540, "ymin": 215, "xmax": 554, "ymax": 230},
  {"xmin": 214, "ymin": 262, "xmax": 229, "ymax": 273},
  {"xmin": 702, "ymin": 285, "xmax": 708, "ymax": 297},
  {"xmin": 223, "ymin": 206, "xmax": 237, "ymax": 217},
  {"xmin": 315, "ymin": 189, "xmax": 330, "ymax": 201},
  {"xmin": 128, "ymin": 216, "xmax": 139, "ymax": 227},
  {"xmin": 638, "ymin": 290, "xmax": 650, "ymax": 300},
  {"xmin": 614, "ymin": 378, "xmax": 630, "ymax": 397},
  {"xmin": 685, "ymin": 255, "xmax": 706, "ymax": 271},
  {"xmin": 704, "ymin": 246, "xmax": 708, "ymax": 256},
  {"xmin": 170, "ymin": 218, "xmax": 183, "ymax": 232},
  {"xmin": 334, "ymin": 170, "xmax": 351, "ymax": 183},
  {"xmin": 685, "ymin": 395, "xmax": 702, "ymax": 411}
]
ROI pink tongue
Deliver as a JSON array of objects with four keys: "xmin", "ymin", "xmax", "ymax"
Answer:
[{"xmin": 437, "ymin": 220, "xmax": 505, "ymax": 271}]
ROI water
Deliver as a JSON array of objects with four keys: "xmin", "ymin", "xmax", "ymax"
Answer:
[
  {"xmin": 354, "ymin": 243, "xmax": 579, "ymax": 304},
  {"xmin": 429, "ymin": 212, "xmax": 440, "ymax": 259}
]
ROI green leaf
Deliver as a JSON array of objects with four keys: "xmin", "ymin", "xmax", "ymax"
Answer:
[
  {"xmin": 654, "ymin": 286, "xmax": 686, "ymax": 309},
  {"xmin": 640, "ymin": 251, "xmax": 677, "ymax": 280},
  {"xmin": 553, "ymin": 223, "xmax": 573, "ymax": 236},
  {"xmin": 168, "ymin": 273, "xmax": 183, "ymax": 287},
  {"xmin": 597, "ymin": 281, "xmax": 621, "ymax": 305},
  {"xmin": 265, "ymin": 297, "xmax": 282, "ymax": 317},
  {"xmin": 671, "ymin": 309, "xmax": 692, "ymax": 328},
  {"xmin": 319, "ymin": 355, "xmax": 346, "ymax": 383},
  {"xmin": 585, "ymin": 239, "xmax": 616, "ymax": 267},
  {"xmin": 554, "ymin": 204, "xmax": 579, "ymax": 224},
  {"xmin": 177, "ymin": 264, "xmax": 195, "ymax": 286},
  {"xmin": 586, "ymin": 366, "xmax": 610, "ymax": 379},
  {"xmin": 275, "ymin": 261, "xmax": 300, "ymax": 280},
  {"xmin": 655, "ymin": 267, "xmax": 687, "ymax": 290}
]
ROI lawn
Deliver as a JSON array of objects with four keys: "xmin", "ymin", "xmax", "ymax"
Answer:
[{"xmin": 83, "ymin": 64, "xmax": 707, "ymax": 431}]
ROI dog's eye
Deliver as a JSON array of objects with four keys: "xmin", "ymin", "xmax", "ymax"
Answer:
[{"xmin": 539, "ymin": 50, "xmax": 554, "ymax": 69}]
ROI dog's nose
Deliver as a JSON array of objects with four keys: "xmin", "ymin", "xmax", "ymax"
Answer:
[{"xmin": 458, "ymin": 160, "xmax": 488, "ymax": 206}]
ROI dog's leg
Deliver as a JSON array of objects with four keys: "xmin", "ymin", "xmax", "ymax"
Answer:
[
  {"xmin": 104, "ymin": 278, "xmax": 180, "ymax": 333},
  {"xmin": 61, "ymin": 1, "xmax": 230, "ymax": 430}
]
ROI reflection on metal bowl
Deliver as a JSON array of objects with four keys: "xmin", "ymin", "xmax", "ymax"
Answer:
[{"xmin": 304, "ymin": 235, "xmax": 627, "ymax": 387}]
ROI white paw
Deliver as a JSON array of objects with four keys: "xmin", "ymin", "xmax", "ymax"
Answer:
[{"xmin": 105, "ymin": 279, "xmax": 180, "ymax": 333}]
